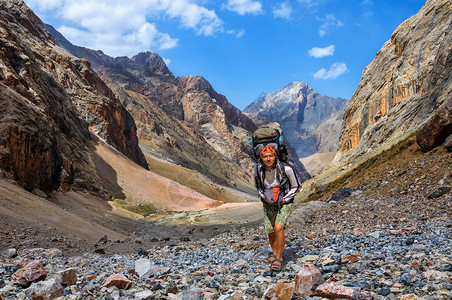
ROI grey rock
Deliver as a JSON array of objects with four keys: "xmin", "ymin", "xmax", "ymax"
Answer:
[
  {"xmin": 426, "ymin": 185, "xmax": 451, "ymax": 199},
  {"xmin": 134, "ymin": 258, "xmax": 157, "ymax": 279},
  {"xmin": 378, "ymin": 287, "xmax": 391, "ymax": 296},
  {"xmin": 5, "ymin": 248, "xmax": 17, "ymax": 258},
  {"xmin": 25, "ymin": 278, "xmax": 64, "ymax": 300}
]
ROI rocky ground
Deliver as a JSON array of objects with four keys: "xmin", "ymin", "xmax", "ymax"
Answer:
[{"xmin": 0, "ymin": 142, "xmax": 451, "ymax": 299}]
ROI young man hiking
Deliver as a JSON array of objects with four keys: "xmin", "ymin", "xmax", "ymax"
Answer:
[{"xmin": 254, "ymin": 145, "xmax": 301, "ymax": 271}]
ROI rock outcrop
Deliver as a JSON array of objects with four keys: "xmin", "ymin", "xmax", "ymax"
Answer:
[
  {"xmin": 0, "ymin": 0, "xmax": 146, "ymax": 193},
  {"xmin": 334, "ymin": 0, "xmax": 451, "ymax": 166},
  {"xmin": 244, "ymin": 81, "xmax": 349, "ymax": 159}
]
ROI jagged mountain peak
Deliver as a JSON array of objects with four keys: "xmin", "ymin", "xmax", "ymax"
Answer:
[
  {"xmin": 244, "ymin": 81, "xmax": 315, "ymax": 113},
  {"xmin": 130, "ymin": 51, "xmax": 173, "ymax": 77}
]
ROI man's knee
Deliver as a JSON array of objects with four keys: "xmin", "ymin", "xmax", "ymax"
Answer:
[{"xmin": 274, "ymin": 224, "xmax": 284, "ymax": 233}]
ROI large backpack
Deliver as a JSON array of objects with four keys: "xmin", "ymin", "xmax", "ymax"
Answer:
[{"xmin": 251, "ymin": 127, "xmax": 288, "ymax": 163}]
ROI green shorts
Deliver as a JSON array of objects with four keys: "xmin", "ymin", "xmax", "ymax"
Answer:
[{"xmin": 263, "ymin": 202, "xmax": 294, "ymax": 234}]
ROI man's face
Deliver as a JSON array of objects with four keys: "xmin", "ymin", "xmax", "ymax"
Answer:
[{"xmin": 262, "ymin": 152, "xmax": 276, "ymax": 168}]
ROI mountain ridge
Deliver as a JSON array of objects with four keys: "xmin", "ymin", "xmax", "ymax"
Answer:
[{"xmin": 45, "ymin": 23, "xmax": 313, "ymax": 184}]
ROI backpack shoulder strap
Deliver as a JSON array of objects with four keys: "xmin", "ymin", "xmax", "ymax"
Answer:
[
  {"xmin": 254, "ymin": 162, "xmax": 264, "ymax": 191},
  {"xmin": 276, "ymin": 160, "xmax": 288, "ymax": 185}
]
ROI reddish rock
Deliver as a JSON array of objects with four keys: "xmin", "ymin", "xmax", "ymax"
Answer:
[
  {"xmin": 342, "ymin": 254, "xmax": 361, "ymax": 263},
  {"xmin": 315, "ymin": 282, "xmax": 356, "ymax": 299},
  {"xmin": 102, "ymin": 274, "xmax": 132, "ymax": 289},
  {"xmin": 12, "ymin": 261, "xmax": 47, "ymax": 287},
  {"xmin": 400, "ymin": 294, "xmax": 423, "ymax": 300},
  {"xmin": 294, "ymin": 264, "xmax": 324, "ymax": 297},
  {"xmin": 263, "ymin": 283, "xmax": 294, "ymax": 300}
]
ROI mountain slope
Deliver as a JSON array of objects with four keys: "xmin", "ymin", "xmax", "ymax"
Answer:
[
  {"xmin": 333, "ymin": 0, "xmax": 451, "ymax": 167},
  {"xmin": 45, "ymin": 24, "xmax": 257, "ymax": 188},
  {"xmin": 0, "ymin": 0, "xmax": 147, "ymax": 194}
]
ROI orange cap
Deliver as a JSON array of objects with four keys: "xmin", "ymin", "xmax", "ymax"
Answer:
[{"xmin": 260, "ymin": 145, "xmax": 277, "ymax": 158}]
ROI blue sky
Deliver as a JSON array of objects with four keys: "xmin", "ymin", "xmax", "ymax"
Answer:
[{"xmin": 24, "ymin": 0, "xmax": 426, "ymax": 110}]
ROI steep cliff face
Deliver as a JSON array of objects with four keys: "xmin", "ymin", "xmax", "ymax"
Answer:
[
  {"xmin": 46, "ymin": 24, "xmax": 257, "ymax": 185},
  {"xmin": 0, "ymin": 0, "xmax": 146, "ymax": 193},
  {"xmin": 334, "ymin": 0, "xmax": 451, "ymax": 166},
  {"xmin": 244, "ymin": 81, "xmax": 349, "ymax": 159}
]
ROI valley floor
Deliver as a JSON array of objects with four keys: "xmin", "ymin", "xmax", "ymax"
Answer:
[{"xmin": 0, "ymin": 142, "xmax": 451, "ymax": 299}]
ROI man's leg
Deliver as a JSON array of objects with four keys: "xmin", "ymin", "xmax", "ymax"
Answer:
[
  {"xmin": 268, "ymin": 223, "xmax": 285, "ymax": 258},
  {"xmin": 273, "ymin": 224, "xmax": 285, "ymax": 260},
  {"xmin": 268, "ymin": 231, "xmax": 276, "ymax": 255}
]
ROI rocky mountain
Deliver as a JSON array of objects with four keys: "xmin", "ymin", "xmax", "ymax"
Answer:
[
  {"xmin": 45, "ymin": 24, "xmax": 257, "ymax": 188},
  {"xmin": 0, "ymin": 0, "xmax": 147, "ymax": 195},
  {"xmin": 244, "ymin": 82, "xmax": 349, "ymax": 159},
  {"xmin": 333, "ymin": 0, "xmax": 451, "ymax": 167}
]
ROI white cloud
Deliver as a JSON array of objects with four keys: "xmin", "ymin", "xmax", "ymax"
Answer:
[
  {"xmin": 227, "ymin": 29, "xmax": 245, "ymax": 38},
  {"xmin": 161, "ymin": 0, "xmax": 223, "ymax": 36},
  {"xmin": 162, "ymin": 57, "xmax": 171, "ymax": 66},
  {"xmin": 313, "ymin": 62, "xmax": 348, "ymax": 79},
  {"xmin": 318, "ymin": 14, "xmax": 343, "ymax": 37},
  {"xmin": 58, "ymin": 22, "xmax": 178, "ymax": 57},
  {"xmin": 24, "ymin": 0, "xmax": 62, "ymax": 11},
  {"xmin": 224, "ymin": 0, "xmax": 264, "ymax": 15},
  {"xmin": 361, "ymin": 0, "xmax": 374, "ymax": 5},
  {"xmin": 273, "ymin": 2, "xmax": 292, "ymax": 20},
  {"xmin": 308, "ymin": 45, "xmax": 335, "ymax": 58},
  {"xmin": 24, "ymin": 0, "xmax": 224, "ymax": 57},
  {"xmin": 298, "ymin": 0, "xmax": 316, "ymax": 6}
]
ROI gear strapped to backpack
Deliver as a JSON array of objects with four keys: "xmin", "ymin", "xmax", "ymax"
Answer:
[
  {"xmin": 251, "ymin": 127, "xmax": 292, "ymax": 206},
  {"xmin": 250, "ymin": 127, "xmax": 288, "ymax": 163}
]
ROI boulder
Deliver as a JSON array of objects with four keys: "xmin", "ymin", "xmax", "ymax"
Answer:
[
  {"xmin": 294, "ymin": 264, "xmax": 324, "ymax": 297},
  {"xmin": 263, "ymin": 283, "xmax": 294, "ymax": 300},
  {"xmin": 135, "ymin": 258, "xmax": 157, "ymax": 279},
  {"xmin": 416, "ymin": 98, "xmax": 452, "ymax": 152},
  {"xmin": 101, "ymin": 274, "xmax": 132, "ymax": 289},
  {"xmin": 315, "ymin": 282, "xmax": 356, "ymax": 299},
  {"xmin": 12, "ymin": 261, "xmax": 47, "ymax": 287},
  {"xmin": 52, "ymin": 268, "xmax": 77, "ymax": 286},
  {"xmin": 25, "ymin": 278, "xmax": 64, "ymax": 300}
]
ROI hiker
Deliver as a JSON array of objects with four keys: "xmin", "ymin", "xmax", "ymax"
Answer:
[{"xmin": 254, "ymin": 145, "xmax": 301, "ymax": 271}]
